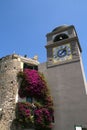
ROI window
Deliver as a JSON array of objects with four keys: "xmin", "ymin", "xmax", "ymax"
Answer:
[
  {"xmin": 75, "ymin": 126, "xmax": 87, "ymax": 130},
  {"xmin": 75, "ymin": 126, "xmax": 82, "ymax": 130},
  {"xmin": 26, "ymin": 97, "xmax": 33, "ymax": 103},
  {"xmin": 23, "ymin": 63, "xmax": 38, "ymax": 70}
]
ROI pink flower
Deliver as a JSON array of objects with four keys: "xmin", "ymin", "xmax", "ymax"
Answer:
[
  {"xmin": 17, "ymin": 69, "xmax": 54, "ymax": 129},
  {"xmin": 18, "ymin": 69, "xmax": 48, "ymax": 98},
  {"xmin": 17, "ymin": 102, "xmax": 31, "ymax": 121}
]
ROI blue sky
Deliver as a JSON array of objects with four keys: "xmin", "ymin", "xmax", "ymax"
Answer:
[{"xmin": 0, "ymin": 0, "xmax": 87, "ymax": 78}]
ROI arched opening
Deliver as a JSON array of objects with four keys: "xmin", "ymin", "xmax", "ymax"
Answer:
[{"xmin": 53, "ymin": 33, "xmax": 68, "ymax": 42}]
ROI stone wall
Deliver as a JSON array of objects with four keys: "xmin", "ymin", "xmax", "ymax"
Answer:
[
  {"xmin": 0, "ymin": 55, "xmax": 22, "ymax": 130},
  {"xmin": 0, "ymin": 54, "xmax": 39, "ymax": 130}
]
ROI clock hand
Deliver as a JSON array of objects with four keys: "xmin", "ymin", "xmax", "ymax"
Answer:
[
  {"xmin": 59, "ymin": 49, "xmax": 66, "ymax": 55},
  {"xmin": 58, "ymin": 49, "xmax": 66, "ymax": 57},
  {"xmin": 62, "ymin": 49, "xmax": 66, "ymax": 54}
]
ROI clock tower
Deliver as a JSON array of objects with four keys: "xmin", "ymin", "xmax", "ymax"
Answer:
[
  {"xmin": 45, "ymin": 25, "xmax": 82, "ymax": 67},
  {"xmin": 38, "ymin": 25, "xmax": 87, "ymax": 130}
]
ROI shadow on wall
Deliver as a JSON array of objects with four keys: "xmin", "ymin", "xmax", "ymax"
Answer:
[
  {"xmin": 10, "ymin": 104, "xmax": 23, "ymax": 130},
  {"xmin": 10, "ymin": 119, "xmax": 23, "ymax": 130}
]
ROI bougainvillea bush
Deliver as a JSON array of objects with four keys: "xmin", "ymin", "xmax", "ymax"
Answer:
[
  {"xmin": 18, "ymin": 69, "xmax": 49, "ymax": 99},
  {"xmin": 17, "ymin": 69, "xmax": 54, "ymax": 130},
  {"xmin": 34, "ymin": 108, "xmax": 53, "ymax": 130},
  {"xmin": 16, "ymin": 102, "xmax": 34, "ymax": 125}
]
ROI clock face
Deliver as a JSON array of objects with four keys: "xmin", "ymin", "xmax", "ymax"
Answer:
[{"xmin": 53, "ymin": 44, "xmax": 72, "ymax": 63}]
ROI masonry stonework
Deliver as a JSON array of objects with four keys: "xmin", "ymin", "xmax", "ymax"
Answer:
[
  {"xmin": 0, "ymin": 54, "xmax": 39, "ymax": 130},
  {"xmin": 0, "ymin": 55, "xmax": 21, "ymax": 130}
]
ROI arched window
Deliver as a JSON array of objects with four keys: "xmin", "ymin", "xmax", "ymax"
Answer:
[{"xmin": 53, "ymin": 33, "xmax": 68, "ymax": 42}]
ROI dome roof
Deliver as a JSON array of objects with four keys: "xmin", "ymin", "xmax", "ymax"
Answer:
[{"xmin": 52, "ymin": 25, "xmax": 69, "ymax": 32}]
